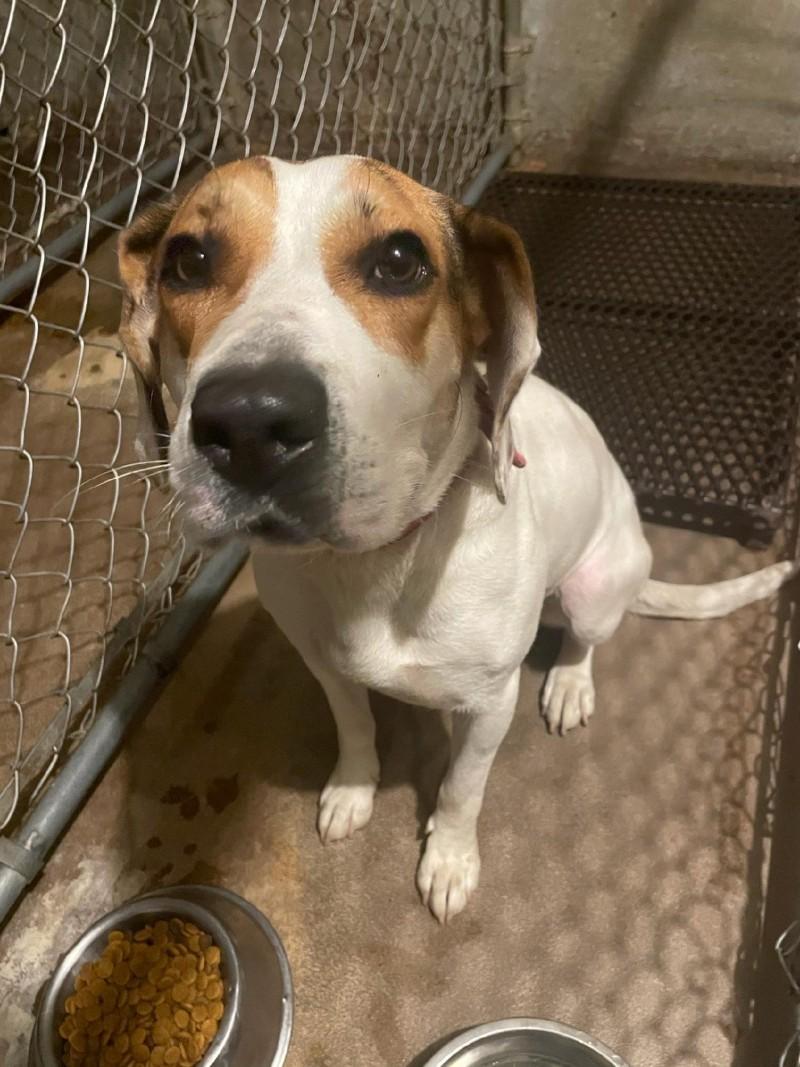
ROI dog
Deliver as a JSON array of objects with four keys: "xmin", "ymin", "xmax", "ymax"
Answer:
[{"xmin": 118, "ymin": 155, "xmax": 798, "ymax": 922}]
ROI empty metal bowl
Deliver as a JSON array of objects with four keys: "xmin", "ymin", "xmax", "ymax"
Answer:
[
  {"xmin": 29, "ymin": 884, "xmax": 292, "ymax": 1067},
  {"xmin": 422, "ymin": 1018, "xmax": 630, "ymax": 1067}
]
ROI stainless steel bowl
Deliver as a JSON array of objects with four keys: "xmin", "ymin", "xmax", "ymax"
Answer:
[
  {"xmin": 29, "ymin": 884, "xmax": 292, "ymax": 1067},
  {"xmin": 422, "ymin": 1018, "xmax": 630, "ymax": 1067}
]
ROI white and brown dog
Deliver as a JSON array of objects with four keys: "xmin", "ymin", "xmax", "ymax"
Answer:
[{"xmin": 119, "ymin": 156, "xmax": 797, "ymax": 922}]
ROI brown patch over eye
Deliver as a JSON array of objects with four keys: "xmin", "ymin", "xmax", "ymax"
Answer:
[
  {"xmin": 157, "ymin": 158, "xmax": 276, "ymax": 360},
  {"xmin": 321, "ymin": 159, "xmax": 460, "ymax": 364}
]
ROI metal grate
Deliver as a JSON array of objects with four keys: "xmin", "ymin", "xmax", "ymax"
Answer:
[
  {"xmin": 0, "ymin": 0, "xmax": 503, "ymax": 837},
  {"xmin": 479, "ymin": 172, "xmax": 800, "ymax": 547}
]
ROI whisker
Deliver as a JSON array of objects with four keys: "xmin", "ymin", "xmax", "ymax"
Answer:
[
  {"xmin": 55, "ymin": 459, "xmax": 170, "ymax": 502},
  {"xmin": 393, "ymin": 408, "xmax": 457, "ymax": 430},
  {"xmin": 79, "ymin": 460, "xmax": 170, "ymax": 486},
  {"xmin": 449, "ymin": 471, "xmax": 484, "ymax": 491},
  {"xmin": 72, "ymin": 465, "xmax": 171, "ymax": 500}
]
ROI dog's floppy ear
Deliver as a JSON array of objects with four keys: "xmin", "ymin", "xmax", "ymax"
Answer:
[
  {"xmin": 454, "ymin": 207, "xmax": 539, "ymax": 503},
  {"xmin": 118, "ymin": 199, "xmax": 178, "ymax": 461}
]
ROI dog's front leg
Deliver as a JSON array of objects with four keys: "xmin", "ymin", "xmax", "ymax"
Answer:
[
  {"xmin": 417, "ymin": 669, "xmax": 520, "ymax": 923},
  {"xmin": 305, "ymin": 660, "xmax": 380, "ymax": 844}
]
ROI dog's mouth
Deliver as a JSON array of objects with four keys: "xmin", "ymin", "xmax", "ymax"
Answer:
[{"xmin": 245, "ymin": 509, "xmax": 314, "ymax": 544}]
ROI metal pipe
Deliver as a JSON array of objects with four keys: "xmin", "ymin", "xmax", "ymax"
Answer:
[
  {"xmin": 0, "ymin": 136, "xmax": 208, "ymax": 309},
  {"xmin": 501, "ymin": 0, "xmax": 533, "ymax": 159},
  {"xmin": 0, "ymin": 540, "xmax": 248, "ymax": 927},
  {"xmin": 461, "ymin": 135, "xmax": 514, "ymax": 206}
]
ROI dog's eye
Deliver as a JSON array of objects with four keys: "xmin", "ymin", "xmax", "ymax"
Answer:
[
  {"xmin": 161, "ymin": 234, "xmax": 215, "ymax": 291},
  {"xmin": 365, "ymin": 231, "xmax": 433, "ymax": 295}
]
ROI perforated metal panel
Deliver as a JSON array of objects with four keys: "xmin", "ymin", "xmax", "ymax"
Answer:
[{"xmin": 479, "ymin": 172, "xmax": 800, "ymax": 546}]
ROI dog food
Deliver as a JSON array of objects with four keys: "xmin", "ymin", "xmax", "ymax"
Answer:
[{"xmin": 58, "ymin": 918, "xmax": 225, "ymax": 1067}]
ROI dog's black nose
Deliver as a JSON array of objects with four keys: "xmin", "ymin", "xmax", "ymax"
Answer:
[{"xmin": 191, "ymin": 361, "xmax": 328, "ymax": 493}]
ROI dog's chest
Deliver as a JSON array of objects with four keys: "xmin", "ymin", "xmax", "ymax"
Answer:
[
  {"xmin": 256, "ymin": 548, "xmax": 514, "ymax": 709},
  {"xmin": 318, "ymin": 588, "xmax": 483, "ymax": 709}
]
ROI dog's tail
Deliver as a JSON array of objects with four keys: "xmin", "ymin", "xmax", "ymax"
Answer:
[{"xmin": 629, "ymin": 559, "xmax": 799, "ymax": 620}]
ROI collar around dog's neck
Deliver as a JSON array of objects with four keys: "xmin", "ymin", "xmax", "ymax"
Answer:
[{"xmin": 392, "ymin": 379, "xmax": 527, "ymax": 545}]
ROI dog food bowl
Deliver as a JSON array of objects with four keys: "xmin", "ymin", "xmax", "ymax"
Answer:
[
  {"xmin": 422, "ymin": 1018, "xmax": 630, "ymax": 1067},
  {"xmin": 28, "ymin": 884, "xmax": 292, "ymax": 1067}
]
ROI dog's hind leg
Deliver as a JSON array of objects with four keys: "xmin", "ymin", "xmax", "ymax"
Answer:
[
  {"xmin": 543, "ymin": 516, "xmax": 652, "ymax": 735},
  {"xmin": 541, "ymin": 632, "xmax": 596, "ymax": 735}
]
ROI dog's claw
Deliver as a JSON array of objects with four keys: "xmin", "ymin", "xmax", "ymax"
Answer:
[
  {"xmin": 417, "ymin": 822, "xmax": 480, "ymax": 923},
  {"xmin": 318, "ymin": 770, "xmax": 377, "ymax": 843},
  {"xmin": 542, "ymin": 666, "xmax": 596, "ymax": 735}
]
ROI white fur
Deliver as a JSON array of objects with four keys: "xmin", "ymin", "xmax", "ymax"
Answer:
[{"xmin": 146, "ymin": 157, "xmax": 797, "ymax": 923}]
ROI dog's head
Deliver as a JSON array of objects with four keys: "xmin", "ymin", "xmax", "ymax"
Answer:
[{"xmin": 118, "ymin": 156, "xmax": 538, "ymax": 551}]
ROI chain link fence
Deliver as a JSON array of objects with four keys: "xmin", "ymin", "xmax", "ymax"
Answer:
[
  {"xmin": 778, "ymin": 922, "xmax": 800, "ymax": 1066},
  {"xmin": 0, "ymin": 0, "xmax": 504, "ymax": 880}
]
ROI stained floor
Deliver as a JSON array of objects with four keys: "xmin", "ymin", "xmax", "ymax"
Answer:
[{"xmin": 2, "ymin": 514, "xmax": 798, "ymax": 1067}]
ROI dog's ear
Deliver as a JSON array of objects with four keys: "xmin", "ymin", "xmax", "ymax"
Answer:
[
  {"xmin": 453, "ymin": 207, "xmax": 539, "ymax": 503},
  {"xmin": 118, "ymin": 199, "xmax": 178, "ymax": 462}
]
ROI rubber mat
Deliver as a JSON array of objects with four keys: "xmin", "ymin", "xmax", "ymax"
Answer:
[{"xmin": 479, "ymin": 172, "xmax": 800, "ymax": 546}]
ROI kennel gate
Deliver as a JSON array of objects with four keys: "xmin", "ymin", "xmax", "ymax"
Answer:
[{"xmin": 0, "ymin": 0, "xmax": 508, "ymax": 921}]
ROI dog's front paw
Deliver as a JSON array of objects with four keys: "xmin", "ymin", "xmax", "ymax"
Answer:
[
  {"xmin": 541, "ymin": 666, "xmax": 595, "ymax": 735},
  {"xmin": 317, "ymin": 762, "xmax": 378, "ymax": 843},
  {"xmin": 416, "ymin": 819, "xmax": 480, "ymax": 923}
]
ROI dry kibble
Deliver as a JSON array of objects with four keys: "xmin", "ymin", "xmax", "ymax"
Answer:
[
  {"xmin": 199, "ymin": 1019, "xmax": 217, "ymax": 1041},
  {"xmin": 170, "ymin": 982, "xmax": 189, "ymax": 1004},
  {"xmin": 205, "ymin": 979, "xmax": 222, "ymax": 1002},
  {"xmin": 59, "ymin": 918, "xmax": 225, "ymax": 1067}
]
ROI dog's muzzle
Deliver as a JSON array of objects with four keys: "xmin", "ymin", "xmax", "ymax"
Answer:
[{"xmin": 190, "ymin": 359, "xmax": 333, "ymax": 542}]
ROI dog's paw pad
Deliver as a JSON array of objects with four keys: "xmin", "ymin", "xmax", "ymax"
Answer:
[
  {"xmin": 542, "ymin": 668, "xmax": 595, "ymax": 735},
  {"xmin": 416, "ymin": 832, "xmax": 480, "ymax": 923},
  {"xmin": 317, "ymin": 779, "xmax": 376, "ymax": 843}
]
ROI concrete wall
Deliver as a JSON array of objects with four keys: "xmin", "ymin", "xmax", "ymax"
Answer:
[{"xmin": 515, "ymin": 0, "xmax": 800, "ymax": 184}]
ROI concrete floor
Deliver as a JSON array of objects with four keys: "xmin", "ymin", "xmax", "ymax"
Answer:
[
  {"xmin": 2, "ymin": 516, "xmax": 797, "ymax": 1067},
  {"xmin": 1, "ymin": 146, "xmax": 798, "ymax": 1067}
]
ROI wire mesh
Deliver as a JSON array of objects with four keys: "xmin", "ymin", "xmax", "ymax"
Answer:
[
  {"xmin": 0, "ymin": 0, "xmax": 503, "ymax": 835},
  {"xmin": 479, "ymin": 172, "xmax": 800, "ymax": 548},
  {"xmin": 779, "ymin": 921, "xmax": 800, "ymax": 1067}
]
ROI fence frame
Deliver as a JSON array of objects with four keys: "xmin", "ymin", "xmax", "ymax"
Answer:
[{"xmin": 0, "ymin": 89, "xmax": 513, "ymax": 925}]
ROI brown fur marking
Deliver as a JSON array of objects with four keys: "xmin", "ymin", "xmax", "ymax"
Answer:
[
  {"xmin": 320, "ymin": 159, "xmax": 464, "ymax": 365},
  {"xmin": 158, "ymin": 159, "xmax": 276, "ymax": 359},
  {"xmin": 451, "ymin": 205, "xmax": 536, "ymax": 351}
]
